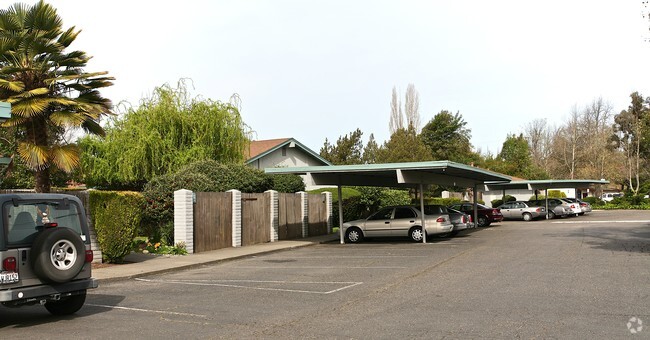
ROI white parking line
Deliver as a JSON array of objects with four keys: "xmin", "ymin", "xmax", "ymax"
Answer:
[
  {"xmin": 551, "ymin": 220, "xmax": 650, "ymax": 224},
  {"xmin": 135, "ymin": 278, "xmax": 363, "ymax": 295},
  {"xmin": 259, "ymin": 255, "xmax": 428, "ymax": 258},
  {"xmin": 235, "ymin": 266, "xmax": 407, "ymax": 269},
  {"xmin": 86, "ymin": 303, "xmax": 207, "ymax": 317}
]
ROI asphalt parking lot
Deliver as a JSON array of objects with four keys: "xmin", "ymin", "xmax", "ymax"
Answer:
[{"xmin": 2, "ymin": 210, "xmax": 649, "ymax": 339}]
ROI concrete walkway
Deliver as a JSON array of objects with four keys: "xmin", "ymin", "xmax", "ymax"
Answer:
[{"xmin": 92, "ymin": 234, "xmax": 339, "ymax": 283}]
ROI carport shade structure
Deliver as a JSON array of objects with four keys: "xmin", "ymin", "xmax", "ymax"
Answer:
[
  {"xmin": 265, "ymin": 161, "xmax": 511, "ymax": 244},
  {"xmin": 484, "ymin": 179, "xmax": 610, "ymax": 218}
]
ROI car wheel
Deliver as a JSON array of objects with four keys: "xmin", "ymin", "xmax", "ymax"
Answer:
[
  {"xmin": 45, "ymin": 290, "xmax": 86, "ymax": 316},
  {"xmin": 409, "ymin": 226, "xmax": 424, "ymax": 242},
  {"xmin": 548, "ymin": 211, "xmax": 556, "ymax": 219},
  {"xmin": 522, "ymin": 213, "xmax": 533, "ymax": 221},
  {"xmin": 31, "ymin": 227, "xmax": 85, "ymax": 283},
  {"xmin": 477, "ymin": 216, "xmax": 489, "ymax": 227},
  {"xmin": 345, "ymin": 227, "xmax": 363, "ymax": 243}
]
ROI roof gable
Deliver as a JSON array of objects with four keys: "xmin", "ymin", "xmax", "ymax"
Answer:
[{"xmin": 246, "ymin": 138, "xmax": 331, "ymax": 166}]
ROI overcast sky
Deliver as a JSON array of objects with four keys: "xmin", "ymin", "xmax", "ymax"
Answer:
[{"xmin": 24, "ymin": 0, "xmax": 650, "ymax": 155}]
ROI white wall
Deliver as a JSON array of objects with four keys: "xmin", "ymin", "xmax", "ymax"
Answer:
[{"xmin": 249, "ymin": 146, "xmax": 328, "ymax": 190}]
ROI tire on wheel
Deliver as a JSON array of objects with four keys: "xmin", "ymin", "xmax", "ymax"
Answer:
[
  {"xmin": 409, "ymin": 226, "xmax": 424, "ymax": 242},
  {"xmin": 522, "ymin": 212, "xmax": 533, "ymax": 221},
  {"xmin": 548, "ymin": 211, "xmax": 556, "ymax": 219},
  {"xmin": 477, "ymin": 216, "xmax": 489, "ymax": 227},
  {"xmin": 345, "ymin": 227, "xmax": 363, "ymax": 243},
  {"xmin": 45, "ymin": 290, "xmax": 86, "ymax": 316},
  {"xmin": 31, "ymin": 227, "xmax": 85, "ymax": 283}
]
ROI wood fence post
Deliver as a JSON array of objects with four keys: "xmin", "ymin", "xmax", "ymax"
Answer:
[
  {"xmin": 228, "ymin": 189, "xmax": 242, "ymax": 247},
  {"xmin": 297, "ymin": 191, "xmax": 308, "ymax": 237},
  {"xmin": 173, "ymin": 189, "xmax": 194, "ymax": 254},
  {"xmin": 322, "ymin": 191, "xmax": 333, "ymax": 234},
  {"xmin": 265, "ymin": 190, "xmax": 279, "ymax": 242}
]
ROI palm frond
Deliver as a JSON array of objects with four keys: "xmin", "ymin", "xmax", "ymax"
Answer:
[
  {"xmin": 0, "ymin": 116, "xmax": 28, "ymax": 127},
  {"xmin": 57, "ymin": 26, "xmax": 79, "ymax": 48},
  {"xmin": 49, "ymin": 143, "xmax": 79, "ymax": 173},
  {"xmin": 17, "ymin": 141, "xmax": 48, "ymax": 170},
  {"xmin": 81, "ymin": 118, "xmax": 106, "ymax": 137},
  {"xmin": 49, "ymin": 111, "xmax": 85, "ymax": 127},
  {"xmin": 8, "ymin": 96, "xmax": 50, "ymax": 117},
  {"xmin": 0, "ymin": 79, "xmax": 24, "ymax": 92}
]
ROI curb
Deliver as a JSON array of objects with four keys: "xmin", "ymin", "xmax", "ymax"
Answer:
[{"xmin": 95, "ymin": 238, "xmax": 335, "ymax": 284}]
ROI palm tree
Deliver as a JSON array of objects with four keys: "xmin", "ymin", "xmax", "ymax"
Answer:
[{"xmin": 0, "ymin": 1, "xmax": 113, "ymax": 192}]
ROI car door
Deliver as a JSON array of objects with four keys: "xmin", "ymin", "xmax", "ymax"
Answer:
[
  {"xmin": 391, "ymin": 207, "xmax": 418, "ymax": 236},
  {"xmin": 500, "ymin": 202, "xmax": 515, "ymax": 218},
  {"xmin": 363, "ymin": 207, "xmax": 394, "ymax": 237}
]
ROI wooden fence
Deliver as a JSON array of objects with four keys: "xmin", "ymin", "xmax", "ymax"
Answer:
[
  {"xmin": 193, "ymin": 192, "xmax": 232, "ymax": 252},
  {"xmin": 241, "ymin": 193, "xmax": 270, "ymax": 246},
  {"xmin": 278, "ymin": 193, "xmax": 302, "ymax": 240}
]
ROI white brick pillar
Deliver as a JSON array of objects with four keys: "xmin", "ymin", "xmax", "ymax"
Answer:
[
  {"xmin": 322, "ymin": 191, "xmax": 333, "ymax": 234},
  {"xmin": 173, "ymin": 189, "xmax": 194, "ymax": 254},
  {"xmin": 298, "ymin": 191, "xmax": 308, "ymax": 237},
  {"xmin": 265, "ymin": 190, "xmax": 279, "ymax": 242},
  {"xmin": 228, "ymin": 189, "xmax": 242, "ymax": 247}
]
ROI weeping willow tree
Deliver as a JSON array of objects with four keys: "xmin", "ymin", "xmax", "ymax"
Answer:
[
  {"xmin": 0, "ymin": 1, "xmax": 113, "ymax": 192},
  {"xmin": 79, "ymin": 81, "xmax": 251, "ymax": 190}
]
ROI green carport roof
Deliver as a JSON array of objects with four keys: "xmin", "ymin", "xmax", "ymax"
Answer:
[
  {"xmin": 265, "ymin": 161, "xmax": 511, "ymax": 188},
  {"xmin": 484, "ymin": 179, "xmax": 609, "ymax": 191}
]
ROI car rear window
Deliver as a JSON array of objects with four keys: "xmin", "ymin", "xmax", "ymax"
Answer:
[
  {"xmin": 423, "ymin": 205, "xmax": 448, "ymax": 215},
  {"xmin": 3, "ymin": 200, "xmax": 86, "ymax": 246}
]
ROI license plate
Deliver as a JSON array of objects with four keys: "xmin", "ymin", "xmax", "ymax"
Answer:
[{"xmin": 0, "ymin": 272, "xmax": 19, "ymax": 284}]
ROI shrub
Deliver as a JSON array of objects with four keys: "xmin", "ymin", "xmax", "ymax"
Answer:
[
  {"xmin": 582, "ymin": 196, "xmax": 605, "ymax": 206},
  {"xmin": 491, "ymin": 195, "xmax": 516, "ymax": 208},
  {"xmin": 309, "ymin": 187, "xmax": 362, "ymax": 202},
  {"xmin": 89, "ymin": 191, "xmax": 145, "ymax": 263},
  {"xmin": 531, "ymin": 190, "xmax": 566, "ymax": 200},
  {"xmin": 142, "ymin": 171, "xmax": 216, "ymax": 242},
  {"xmin": 422, "ymin": 197, "xmax": 463, "ymax": 207},
  {"xmin": 180, "ymin": 160, "xmax": 272, "ymax": 192},
  {"xmin": 270, "ymin": 174, "xmax": 305, "ymax": 193}
]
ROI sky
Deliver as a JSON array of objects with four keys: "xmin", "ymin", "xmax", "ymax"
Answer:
[{"xmin": 10, "ymin": 0, "xmax": 650, "ymax": 155}]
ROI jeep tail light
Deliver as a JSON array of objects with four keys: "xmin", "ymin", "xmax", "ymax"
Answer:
[
  {"xmin": 436, "ymin": 217, "xmax": 445, "ymax": 223},
  {"xmin": 44, "ymin": 222, "xmax": 58, "ymax": 228},
  {"xmin": 85, "ymin": 250, "xmax": 93, "ymax": 263},
  {"xmin": 3, "ymin": 257, "xmax": 17, "ymax": 272}
]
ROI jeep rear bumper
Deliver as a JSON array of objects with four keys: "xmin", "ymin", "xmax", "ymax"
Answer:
[{"xmin": 0, "ymin": 278, "xmax": 98, "ymax": 302}]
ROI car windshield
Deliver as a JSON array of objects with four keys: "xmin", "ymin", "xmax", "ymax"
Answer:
[
  {"xmin": 422, "ymin": 205, "xmax": 447, "ymax": 215},
  {"xmin": 3, "ymin": 200, "xmax": 86, "ymax": 246}
]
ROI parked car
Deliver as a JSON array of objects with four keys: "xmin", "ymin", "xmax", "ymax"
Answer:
[
  {"xmin": 601, "ymin": 192, "xmax": 623, "ymax": 202},
  {"xmin": 448, "ymin": 202, "xmax": 503, "ymax": 227},
  {"xmin": 342, "ymin": 205, "xmax": 453, "ymax": 243},
  {"xmin": 436, "ymin": 206, "xmax": 474, "ymax": 236},
  {"xmin": 497, "ymin": 201, "xmax": 546, "ymax": 221},
  {"xmin": 0, "ymin": 193, "xmax": 97, "ymax": 315},
  {"xmin": 529, "ymin": 199, "xmax": 570, "ymax": 219},
  {"xmin": 559, "ymin": 198, "xmax": 582, "ymax": 216},
  {"xmin": 563, "ymin": 198, "xmax": 592, "ymax": 214}
]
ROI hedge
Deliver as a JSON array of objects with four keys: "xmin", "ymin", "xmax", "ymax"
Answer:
[{"xmin": 89, "ymin": 191, "xmax": 145, "ymax": 263}]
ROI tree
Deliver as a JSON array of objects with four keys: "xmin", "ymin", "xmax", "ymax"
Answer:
[
  {"xmin": 362, "ymin": 133, "xmax": 379, "ymax": 164},
  {"xmin": 319, "ymin": 128, "xmax": 364, "ymax": 165},
  {"xmin": 495, "ymin": 134, "xmax": 548, "ymax": 179},
  {"xmin": 389, "ymin": 87, "xmax": 403, "ymax": 134},
  {"xmin": 551, "ymin": 106, "xmax": 584, "ymax": 179},
  {"xmin": 524, "ymin": 118, "xmax": 554, "ymax": 174},
  {"xmin": 0, "ymin": 1, "xmax": 114, "ymax": 192},
  {"xmin": 79, "ymin": 81, "xmax": 250, "ymax": 190},
  {"xmin": 376, "ymin": 127, "xmax": 431, "ymax": 163},
  {"xmin": 404, "ymin": 84, "xmax": 421, "ymax": 132},
  {"xmin": 420, "ymin": 110, "xmax": 474, "ymax": 163},
  {"xmin": 610, "ymin": 92, "xmax": 649, "ymax": 195}
]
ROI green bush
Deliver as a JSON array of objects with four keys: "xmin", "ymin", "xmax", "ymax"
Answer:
[
  {"xmin": 142, "ymin": 171, "xmax": 216, "ymax": 242},
  {"xmin": 180, "ymin": 160, "xmax": 272, "ymax": 192},
  {"xmin": 582, "ymin": 196, "xmax": 605, "ymax": 206},
  {"xmin": 421, "ymin": 197, "xmax": 463, "ymax": 207},
  {"xmin": 309, "ymin": 187, "xmax": 362, "ymax": 202},
  {"xmin": 491, "ymin": 195, "xmax": 516, "ymax": 208},
  {"xmin": 530, "ymin": 190, "xmax": 566, "ymax": 200},
  {"xmin": 270, "ymin": 174, "xmax": 305, "ymax": 193},
  {"xmin": 89, "ymin": 191, "xmax": 145, "ymax": 263}
]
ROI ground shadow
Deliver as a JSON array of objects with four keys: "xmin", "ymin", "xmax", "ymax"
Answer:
[{"xmin": 546, "ymin": 224, "xmax": 650, "ymax": 254}]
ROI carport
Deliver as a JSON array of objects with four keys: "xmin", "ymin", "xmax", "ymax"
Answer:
[
  {"xmin": 265, "ymin": 161, "xmax": 511, "ymax": 244},
  {"xmin": 484, "ymin": 179, "xmax": 609, "ymax": 218}
]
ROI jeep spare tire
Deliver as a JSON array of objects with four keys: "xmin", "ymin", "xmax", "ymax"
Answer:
[{"xmin": 31, "ymin": 227, "xmax": 85, "ymax": 283}]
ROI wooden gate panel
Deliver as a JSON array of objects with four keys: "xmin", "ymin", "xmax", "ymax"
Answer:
[
  {"xmin": 194, "ymin": 192, "xmax": 231, "ymax": 252},
  {"xmin": 241, "ymin": 193, "xmax": 270, "ymax": 246},
  {"xmin": 308, "ymin": 194, "xmax": 328, "ymax": 236},
  {"xmin": 278, "ymin": 193, "xmax": 302, "ymax": 240}
]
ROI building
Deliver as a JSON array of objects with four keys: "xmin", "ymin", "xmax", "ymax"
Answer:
[{"xmin": 245, "ymin": 138, "xmax": 331, "ymax": 190}]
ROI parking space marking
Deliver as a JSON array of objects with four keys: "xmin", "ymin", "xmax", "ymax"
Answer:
[
  {"xmin": 86, "ymin": 303, "xmax": 208, "ymax": 318},
  {"xmin": 551, "ymin": 220, "xmax": 650, "ymax": 224},
  {"xmin": 234, "ymin": 266, "xmax": 407, "ymax": 269},
  {"xmin": 135, "ymin": 278, "xmax": 363, "ymax": 294},
  {"xmin": 258, "ymin": 255, "xmax": 428, "ymax": 258}
]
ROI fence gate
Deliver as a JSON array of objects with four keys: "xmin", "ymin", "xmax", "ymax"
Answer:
[
  {"xmin": 278, "ymin": 193, "xmax": 302, "ymax": 240},
  {"xmin": 241, "ymin": 193, "xmax": 270, "ymax": 246},
  {"xmin": 308, "ymin": 194, "xmax": 328, "ymax": 236},
  {"xmin": 194, "ymin": 192, "xmax": 232, "ymax": 252}
]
